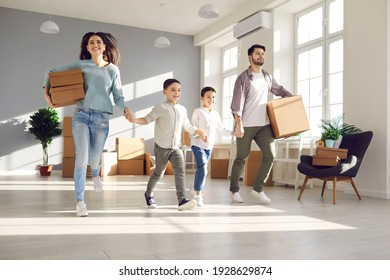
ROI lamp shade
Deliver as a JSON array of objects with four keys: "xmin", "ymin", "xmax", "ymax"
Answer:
[
  {"xmin": 198, "ymin": 4, "xmax": 219, "ymax": 19},
  {"xmin": 154, "ymin": 36, "xmax": 171, "ymax": 48},
  {"xmin": 40, "ymin": 20, "xmax": 59, "ymax": 34}
]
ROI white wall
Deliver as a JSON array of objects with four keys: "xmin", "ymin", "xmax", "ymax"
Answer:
[{"xmin": 344, "ymin": 0, "xmax": 389, "ymax": 198}]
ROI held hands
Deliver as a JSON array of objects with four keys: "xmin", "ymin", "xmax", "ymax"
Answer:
[
  {"xmin": 124, "ymin": 107, "xmax": 135, "ymax": 122},
  {"xmin": 234, "ymin": 123, "xmax": 245, "ymax": 138},
  {"xmin": 195, "ymin": 129, "xmax": 208, "ymax": 142}
]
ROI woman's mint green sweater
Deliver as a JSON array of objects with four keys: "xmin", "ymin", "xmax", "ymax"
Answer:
[{"xmin": 44, "ymin": 59, "xmax": 127, "ymax": 114}]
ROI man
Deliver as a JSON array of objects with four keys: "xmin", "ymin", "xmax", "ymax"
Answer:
[{"xmin": 229, "ymin": 44, "xmax": 293, "ymax": 204}]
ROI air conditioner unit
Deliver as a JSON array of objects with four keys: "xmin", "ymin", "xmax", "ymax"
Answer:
[{"xmin": 233, "ymin": 11, "xmax": 272, "ymax": 39}]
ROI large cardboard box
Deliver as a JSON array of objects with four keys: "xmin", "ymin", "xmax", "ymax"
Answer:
[
  {"xmin": 116, "ymin": 138, "xmax": 145, "ymax": 160},
  {"xmin": 315, "ymin": 147, "xmax": 348, "ymax": 159},
  {"xmin": 117, "ymin": 159, "xmax": 144, "ymax": 175},
  {"xmin": 49, "ymin": 69, "xmax": 84, "ymax": 87},
  {"xmin": 145, "ymin": 152, "xmax": 155, "ymax": 176},
  {"xmin": 165, "ymin": 161, "xmax": 174, "ymax": 175},
  {"xmin": 62, "ymin": 157, "xmax": 92, "ymax": 177},
  {"xmin": 244, "ymin": 151, "xmax": 273, "ymax": 186},
  {"xmin": 63, "ymin": 116, "xmax": 73, "ymax": 137},
  {"xmin": 63, "ymin": 136, "xmax": 76, "ymax": 158},
  {"xmin": 210, "ymin": 147, "xmax": 230, "ymax": 179},
  {"xmin": 211, "ymin": 159, "xmax": 229, "ymax": 179},
  {"xmin": 62, "ymin": 157, "xmax": 75, "ymax": 177},
  {"xmin": 267, "ymin": 96, "xmax": 310, "ymax": 139},
  {"xmin": 50, "ymin": 84, "xmax": 85, "ymax": 107},
  {"xmin": 101, "ymin": 152, "xmax": 118, "ymax": 176}
]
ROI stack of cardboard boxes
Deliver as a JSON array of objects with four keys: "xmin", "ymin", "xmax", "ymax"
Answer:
[
  {"xmin": 62, "ymin": 116, "xmax": 77, "ymax": 177},
  {"xmin": 61, "ymin": 116, "xmax": 117, "ymax": 177},
  {"xmin": 49, "ymin": 69, "xmax": 85, "ymax": 107}
]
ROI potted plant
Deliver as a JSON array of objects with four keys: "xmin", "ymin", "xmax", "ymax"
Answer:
[
  {"xmin": 27, "ymin": 107, "xmax": 62, "ymax": 176},
  {"xmin": 320, "ymin": 114, "xmax": 362, "ymax": 147},
  {"xmin": 321, "ymin": 128, "xmax": 340, "ymax": 147}
]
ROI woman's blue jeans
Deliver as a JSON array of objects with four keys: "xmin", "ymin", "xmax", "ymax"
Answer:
[
  {"xmin": 191, "ymin": 145, "xmax": 211, "ymax": 192},
  {"xmin": 72, "ymin": 108, "xmax": 109, "ymax": 201}
]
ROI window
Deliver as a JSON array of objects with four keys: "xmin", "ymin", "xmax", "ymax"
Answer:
[
  {"xmin": 295, "ymin": 0, "xmax": 343, "ymax": 137},
  {"xmin": 220, "ymin": 43, "xmax": 238, "ymax": 143}
]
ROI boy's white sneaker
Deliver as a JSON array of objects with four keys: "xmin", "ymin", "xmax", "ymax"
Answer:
[
  {"xmin": 76, "ymin": 201, "xmax": 88, "ymax": 217},
  {"xmin": 178, "ymin": 199, "xmax": 197, "ymax": 211},
  {"xmin": 230, "ymin": 191, "xmax": 244, "ymax": 203},
  {"xmin": 194, "ymin": 195, "xmax": 204, "ymax": 207},
  {"xmin": 251, "ymin": 190, "xmax": 271, "ymax": 204}
]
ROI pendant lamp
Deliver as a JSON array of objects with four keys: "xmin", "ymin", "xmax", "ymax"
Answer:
[
  {"xmin": 198, "ymin": 3, "xmax": 220, "ymax": 19},
  {"xmin": 154, "ymin": 3, "xmax": 171, "ymax": 48},
  {"xmin": 40, "ymin": 15, "xmax": 59, "ymax": 34}
]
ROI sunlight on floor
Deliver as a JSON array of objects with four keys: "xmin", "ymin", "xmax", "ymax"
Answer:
[{"xmin": 0, "ymin": 204, "xmax": 354, "ymax": 235}]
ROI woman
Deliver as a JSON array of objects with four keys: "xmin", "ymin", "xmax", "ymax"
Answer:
[{"xmin": 43, "ymin": 32, "xmax": 134, "ymax": 217}]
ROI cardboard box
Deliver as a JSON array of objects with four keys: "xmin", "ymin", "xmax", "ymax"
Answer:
[
  {"xmin": 210, "ymin": 147, "xmax": 230, "ymax": 179},
  {"xmin": 267, "ymin": 96, "xmax": 310, "ymax": 139},
  {"xmin": 116, "ymin": 138, "xmax": 145, "ymax": 160},
  {"xmin": 62, "ymin": 157, "xmax": 75, "ymax": 177},
  {"xmin": 49, "ymin": 69, "xmax": 84, "ymax": 87},
  {"xmin": 117, "ymin": 159, "xmax": 144, "ymax": 175},
  {"xmin": 312, "ymin": 154, "xmax": 340, "ymax": 166},
  {"xmin": 316, "ymin": 147, "xmax": 348, "ymax": 159},
  {"xmin": 101, "ymin": 152, "xmax": 117, "ymax": 176},
  {"xmin": 165, "ymin": 161, "xmax": 174, "ymax": 175},
  {"xmin": 182, "ymin": 130, "xmax": 191, "ymax": 146},
  {"xmin": 144, "ymin": 153, "xmax": 174, "ymax": 175},
  {"xmin": 244, "ymin": 151, "xmax": 273, "ymax": 186},
  {"xmin": 145, "ymin": 152, "xmax": 155, "ymax": 176},
  {"xmin": 63, "ymin": 116, "xmax": 73, "ymax": 137},
  {"xmin": 50, "ymin": 84, "xmax": 85, "ymax": 107},
  {"xmin": 211, "ymin": 159, "xmax": 229, "ymax": 179},
  {"xmin": 63, "ymin": 136, "xmax": 76, "ymax": 158},
  {"xmin": 62, "ymin": 158, "xmax": 92, "ymax": 177}
]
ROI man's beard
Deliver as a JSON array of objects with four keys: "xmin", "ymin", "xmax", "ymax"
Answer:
[{"xmin": 252, "ymin": 59, "xmax": 264, "ymax": 66}]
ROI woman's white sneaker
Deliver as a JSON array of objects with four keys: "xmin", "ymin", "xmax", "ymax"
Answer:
[
  {"xmin": 76, "ymin": 201, "xmax": 88, "ymax": 217},
  {"xmin": 251, "ymin": 190, "xmax": 271, "ymax": 204},
  {"xmin": 93, "ymin": 176, "xmax": 103, "ymax": 192}
]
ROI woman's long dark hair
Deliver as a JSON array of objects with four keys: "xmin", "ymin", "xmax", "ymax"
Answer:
[{"xmin": 79, "ymin": 32, "xmax": 120, "ymax": 65}]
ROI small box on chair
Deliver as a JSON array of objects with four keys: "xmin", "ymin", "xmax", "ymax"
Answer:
[{"xmin": 315, "ymin": 147, "xmax": 348, "ymax": 159}]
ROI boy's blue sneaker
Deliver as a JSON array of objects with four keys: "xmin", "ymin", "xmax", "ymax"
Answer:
[
  {"xmin": 177, "ymin": 198, "xmax": 196, "ymax": 211},
  {"xmin": 144, "ymin": 192, "xmax": 157, "ymax": 209}
]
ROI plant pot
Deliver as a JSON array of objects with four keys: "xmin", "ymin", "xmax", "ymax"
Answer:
[
  {"xmin": 39, "ymin": 165, "xmax": 53, "ymax": 176},
  {"xmin": 325, "ymin": 139, "xmax": 335, "ymax": 148}
]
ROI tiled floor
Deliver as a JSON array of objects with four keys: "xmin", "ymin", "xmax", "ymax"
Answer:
[{"xmin": 1, "ymin": 172, "xmax": 390, "ymax": 260}]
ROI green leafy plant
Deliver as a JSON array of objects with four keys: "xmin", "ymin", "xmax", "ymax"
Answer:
[
  {"xmin": 320, "ymin": 113, "xmax": 362, "ymax": 140},
  {"xmin": 321, "ymin": 128, "xmax": 340, "ymax": 141},
  {"xmin": 27, "ymin": 108, "xmax": 62, "ymax": 166}
]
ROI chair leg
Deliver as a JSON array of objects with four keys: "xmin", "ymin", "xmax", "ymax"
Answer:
[
  {"xmin": 350, "ymin": 178, "xmax": 362, "ymax": 200},
  {"xmin": 332, "ymin": 177, "xmax": 337, "ymax": 204},
  {"xmin": 321, "ymin": 180, "xmax": 327, "ymax": 197},
  {"xmin": 298, "ymin": 176, "xmax": 309, "ymax": 201}
]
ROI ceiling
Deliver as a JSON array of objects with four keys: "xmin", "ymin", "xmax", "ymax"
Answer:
[{"xmin": 0, "ymin": 0, "xmax": 258, "ymax": 36}]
